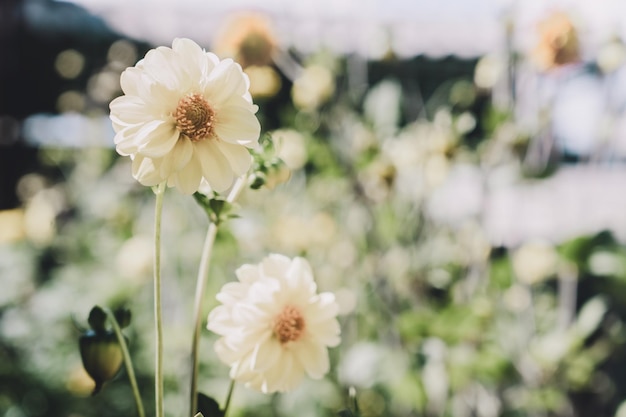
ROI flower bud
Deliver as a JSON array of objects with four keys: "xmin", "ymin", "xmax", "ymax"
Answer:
[
  {"xmin": 79, "ymin": 330, "xmax": 124, "ymax": 394},
  {"xmin": 249, "ymin": 172, "xmax": 266, "ymax": 190}
]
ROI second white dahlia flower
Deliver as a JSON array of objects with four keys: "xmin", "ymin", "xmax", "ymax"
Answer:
[
  {"xmin": 207, "ymin": 254, "xmax": 341, "ymax": 393},
  {"xmin": 110, "ymin": 38, "xmax": 261, "ymax": 194}
]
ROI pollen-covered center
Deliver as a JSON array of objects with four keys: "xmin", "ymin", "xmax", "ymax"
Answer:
[
  {"xmin": 174, "ymin": 93, "xmax": 215, "ymax": 142},
  {"xmin": 273, "ymin": 305, "xmax": 306, "ymax": 344}
]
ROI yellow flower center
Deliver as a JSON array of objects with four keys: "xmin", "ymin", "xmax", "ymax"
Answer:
[
  {"xmin": 273, "ymin": 305, "xmax": 306, "ymax": 344},
  {"xmin": 174, "ymin": 93, "xmax": 215, "ymax": 142}
]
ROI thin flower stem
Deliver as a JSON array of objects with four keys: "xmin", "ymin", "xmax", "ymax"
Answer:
[
  {"xmin": 189, "ymin": 222, "xmax": 217, "ymax": 416},
  {"xmin": 153, "ymin": 182, "xmax": 166, "ymax": 417},
  {"xmin": 222, "ymin": 380, "xmax": 236, "ymax": 417},
  {"xmin": 103, "ymin": 307, "xmax": 146, "ymax": 417},
  {"xmin": 189, "ymin": 176, "xmax": 247, "ymax": 417}
]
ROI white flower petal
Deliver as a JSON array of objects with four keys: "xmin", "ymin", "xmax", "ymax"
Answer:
[
  {"xmin": 285, "ymin": 257, "xmax": 316, "ymax": 291},
  {"xmin": 294, "ymin": 339, "xmax": 329, "ymax": 379},
  {"xmin": 260, "ymin": 254, "xmax": 292, "ymax": 280},
  {"xmin": 307, "ymin": 320, "xmax": 341, "ymax": 347},
  {"xmin": 171, "ymin": 153, "xmax": 202, "ymax": 194},
  {"xmin": 131, "ymin": 155, "xmax": 164, "ymax": 186},
  {"xmin": 248, "ymin": 280, "xmax": 279, "ymax": 304},
  {"xmin": 142, "ymin": 46, "xmax": 186, "ymax": 91},
  {"xmin": 159, "ymin": 137, "xmax": 193, "ymax": 177},
  {"xmin": 206, "ymin": 306, "xmax": 232, "ymax": 333},
  {"xmin": 305, "ymin": 293, "xmax": 339, "ymax": 323},
  {"xmin": 236, "ymin": 264, "xmax": 261, "ymax": 284},
  {"xmin": 215, "ymin": 338, "xmax": 241, "ymax": 365},
  {"xmin": 279, "ymin": 354, "xmax": 305, "ymax": 392},
  {"xmin": 214, "ymin": 141, "xmax": 252, "ymax": 176},
  {"xmin": 115, "ymin": 125, "xmax": 143, "ymax": 155},
  {"xmin": 109, "ymin": 96, "xmax": 149, "ymax": 127},
  {"xmin": 195, "ymin": 141, "xmax": 235, "ymax": 192},
  {"xmin": 137, "ymin": 121, "xmax": 179, "ymax": 158},
  {"xmin": 172, "ymin": 38, "xmax": 211, "ymax": 81},
  {"xmin": 262, "ymin": 351, "xmax": 297, "ymax": 393},
  {"xmin": 216, "ymin": 281, "xmax": 247, "ymax": 305},
  {"xmin": 231, "ymin": 302, "xmax": 267, "ymax": 325},
  {"xmin": 120, "ymin": 67, "xmax": 143, "ymax": 96},
  {"xmin": 251, "ymin": 337, "xmax": 282, "ymax": 372},
  {"xmin": 214, "ymin": 104, "xmax": 261, "ymax": 144},
  {"xmin": 204, "ymin": 59, "xmax": 248, "ymax": 104}
]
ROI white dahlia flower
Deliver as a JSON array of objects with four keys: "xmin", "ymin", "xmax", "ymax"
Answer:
[
  {"xmin": 207, "ymin": 254, "xmax": 341, "ymax": 393},
  {"xmin": 110, "ymin": 38, "xmax": 261, "ymax": 194}
]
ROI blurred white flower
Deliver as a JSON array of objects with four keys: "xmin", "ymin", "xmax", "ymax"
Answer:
[
  {"xmin": 115, "ymin": 235, "xmax": 153, "ymax": 282},
  {"xmin": 338, "ymin": 342, "xmax": 385, "ymax": 389},
  {"xmin": 292, "ymin": 65, "xmax": 335, "ymax": 111},
  {"xmin": 512, "ymin": 240, "xmax": 557, "ymax": 285},
  {"xmin": 110, "ymin": 38, "xmax": 261, "ymax": 194},
  {"xmin": 474, "ymin": 54, "xmax": 505, "ymax": 90},
  {"xmin": 272, "ymin": 212, "xmax": 336, "ymax": 252},
  {"xmin": 207, "ymin": 254, "xmax": 341, "ymax": 393},
  {"xmin": 271, "ymin": 129, "xmax": 308, "ymax": 170}
]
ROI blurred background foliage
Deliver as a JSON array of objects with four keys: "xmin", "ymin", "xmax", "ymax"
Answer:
[{"xmin": 4, "ymin": 1, "xmax": 626, "ymax": 417}]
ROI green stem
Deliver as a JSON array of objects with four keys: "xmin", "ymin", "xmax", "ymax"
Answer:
[
  {"xmin": 222, "ymin": 380, "xmax": 236, "ymax": 417},
  {"xmin": 103, "ymin": 307, "xmax": 146, "ymax": 417},
  {"xmin": 189, "ymin": 222, "xmax": 218, "ymax": 416},
  {"xmin": 153, "ymin": 182, "xmax": 166, "ymax": 417},
  {"xmin": 189, "ymin": 176, "xmax": 247, "ymax": 417}
]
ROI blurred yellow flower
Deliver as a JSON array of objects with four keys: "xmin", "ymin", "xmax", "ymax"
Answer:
[
  {"xmin": 24, "ymin": 189, "xmax": 63, "ymax": 246},
  {"xmin": 532, "ymin": 12, "xmax": 580, "ymax": 71},
  {"xmin": 110, "ymin": 38, "xmax": 261, "ymax": 194},
  {"xmin": 207, "ymin": 254, "xmax": 341, "ymax": 393},
  {"xmin": 0, "ymin": 209, "xmax": 25, "ymax": 244},
  {"xmin": 213, "ymin": 12, "xmax": 278, "ymax": 69},
  {"xmin": 245, "ymin": 65, "xmax": 282, "ymax": 99}
]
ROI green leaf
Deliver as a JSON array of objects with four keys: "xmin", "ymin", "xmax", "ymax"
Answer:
[{"xmin": 197, "ymin": 392, "xmax": 223, "ymax": 417}]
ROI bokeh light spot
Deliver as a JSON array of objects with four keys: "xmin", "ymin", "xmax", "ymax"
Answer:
[
  {"xmin": 107, "ymin": 39, "xmax": 138, "ymax": 68},
  {"xmin": 87, "ymin": 71, "xmax": 120, "ymax": 103},
  {"xmin": 54, "ymin": 49, "xmax": 85, "ymax": 79},
  {"xmin": 56, "ymin": 90, "xmax": 86, "ymax": 113}
]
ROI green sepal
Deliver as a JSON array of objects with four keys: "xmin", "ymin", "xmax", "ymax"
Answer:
[
  {"xmin": 197, "ymin": 392, "xmax": 224, "ymax": 417},
  {"xmin": 192, "ymin": 193, "xmax": 238, "ymax": 225},
  {"xmin": 249, "ymin": 172, "xmax": 266, "ymax": 189},
  {"xmin": 113, "ymin": 307, "xmax": 131, "ymax": 329},
  {"xmin": 87, "ymin": 306, "xmax": 107, "ymax": 334}
]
